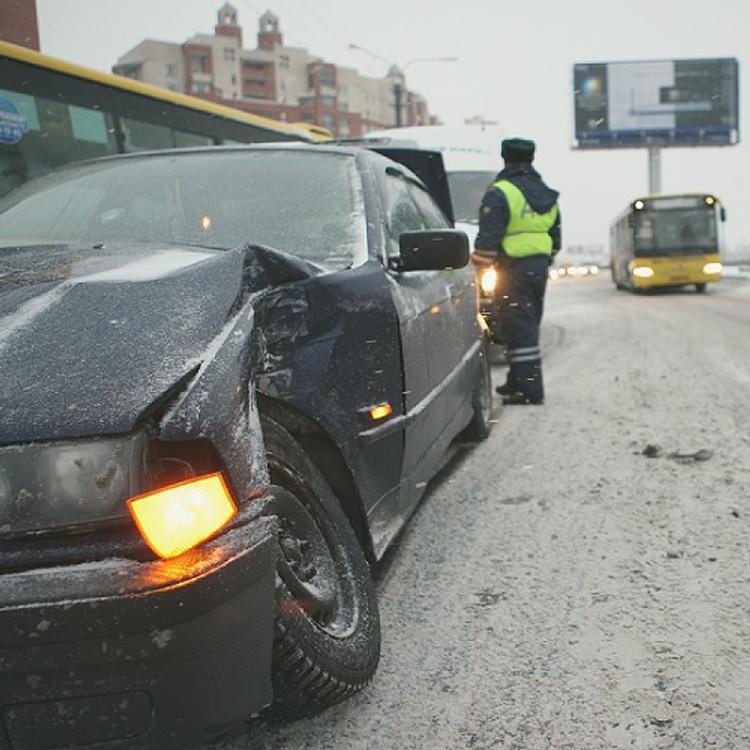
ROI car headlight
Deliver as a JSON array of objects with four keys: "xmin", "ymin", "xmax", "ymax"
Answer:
[
  {"xmin": 479, "ymin": 267, "xmax": 499, "ymax": 295},
  {"xmin": 703, "ymin": 262, "xmax": 722, "ymax": 274},
  {"xmin": 632, "ymin": 266, "xmax": 654, "ymax": 278},
  {"xmin": 0, "ymin": 430, "xmax": 148, "ymax": 538}
]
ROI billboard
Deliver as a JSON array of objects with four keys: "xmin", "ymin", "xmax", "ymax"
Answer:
[{"xmin": 574, "ymin": 58, "xmax": 739, "ymax": 148}]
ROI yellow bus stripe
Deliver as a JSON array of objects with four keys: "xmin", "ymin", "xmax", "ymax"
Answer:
[{"xmin": 0, "ymin": 40, "xmax": 330, "ymax": 142}]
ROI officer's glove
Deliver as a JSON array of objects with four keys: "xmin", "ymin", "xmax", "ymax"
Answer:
[{"xmin": 471, "ymin": 251, "xmax": 495, "ymax": 267}]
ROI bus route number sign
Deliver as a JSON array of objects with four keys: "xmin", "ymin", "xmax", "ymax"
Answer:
[{"xmin": 0, "ymin": 96, "xmax": 29, "ymax": 145}]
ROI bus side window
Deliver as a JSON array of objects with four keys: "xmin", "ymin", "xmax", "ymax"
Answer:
[
  {"xmin": 120, "ymin": 118, "xmax": 175, "ymax": 152},
  {"xmin": 0, "ymin": 89, "xmax": 117, "ymax": 195},
  {"xmin": 174, "ymin": 130, "xmax": 215, "ymax": 148}
]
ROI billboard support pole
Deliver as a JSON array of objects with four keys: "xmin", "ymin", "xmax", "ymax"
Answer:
[{"xmin": 648, "ymin": 146, "xmax": 661, "ymax": 195}]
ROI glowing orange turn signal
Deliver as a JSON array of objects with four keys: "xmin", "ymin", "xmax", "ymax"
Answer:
[
  {"xmin": 127, "ymin": 473, "xmax": 237, "ymax": 559},
  {"xmin": 369, "ymin": 403, "xmax": 393, "ymax": 421}
]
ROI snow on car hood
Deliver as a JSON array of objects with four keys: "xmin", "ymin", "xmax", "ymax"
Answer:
[{"xmin": 0, "ymin": 243, "xmax": 248, "ymax": 444}]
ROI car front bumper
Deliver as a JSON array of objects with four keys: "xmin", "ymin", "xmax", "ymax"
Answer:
[{"xmin": 0, "ymin": 512, "xmax": 278, "ymax": 750}]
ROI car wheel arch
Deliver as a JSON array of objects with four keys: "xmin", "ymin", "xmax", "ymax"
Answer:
[{"xmin": 256, "ymin": 393, "xmax": 375, "ymax": 562}]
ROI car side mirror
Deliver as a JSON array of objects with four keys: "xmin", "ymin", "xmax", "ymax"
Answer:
[{"xmin": 392, "ymin": 229, "xmax": 469, "ymax": 272}]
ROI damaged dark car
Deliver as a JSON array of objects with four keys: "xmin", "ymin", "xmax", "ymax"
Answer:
[{"xmin": 0, "ymin": 144, "xmax": 491, "ymax": 749}]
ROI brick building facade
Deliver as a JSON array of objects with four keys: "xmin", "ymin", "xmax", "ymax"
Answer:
[{"xmin": 0, "ymin": 0, "xmax": 40, "ymax": 50}]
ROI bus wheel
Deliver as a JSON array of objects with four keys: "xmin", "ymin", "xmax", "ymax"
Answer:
[{"xmin": 695, "ymin": 283, "xmax": 707, "ymax": 293}]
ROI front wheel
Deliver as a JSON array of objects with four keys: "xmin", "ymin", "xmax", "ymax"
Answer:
[
  {"xmin": 695, "ymin": 282, "xmax": 707, "ymax": 293},
  {"xmin": 259, "ymin": 417, "xmax": 380, "ymax": 716},
  {"xmin": 462, "ymin": 340, "xmax": 493, "ymax": 440}
]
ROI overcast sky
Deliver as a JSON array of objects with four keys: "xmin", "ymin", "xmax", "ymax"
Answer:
[{"xmin": 36, "ymin": 0, "xmax": 749, "ymax": 255}]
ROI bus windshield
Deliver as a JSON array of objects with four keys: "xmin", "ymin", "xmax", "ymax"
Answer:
[
  {"xmin": 634, "ymin": 207, "xmax": 718, "ymax": 256},
  {"xmin": 447, "ymin": 171, "xmax": 496, "ymax": 223}
]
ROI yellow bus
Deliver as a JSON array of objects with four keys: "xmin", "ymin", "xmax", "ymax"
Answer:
[
  {"xmin": 610, "ymin": 193, "xmax": 725, "ymax": 293},
  {"xmin": 0, "ymin": 41, "xmax": 331, "ymax": 196}
]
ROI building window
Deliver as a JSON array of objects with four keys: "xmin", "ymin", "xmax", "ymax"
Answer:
[
  {"xmin": 280, "ymin": 55, "xmax": 290, "ymax": 69},
  {"xmin": 191, "ymin": 81, "xmax": 211, "ymax": 94},
  {"xmin": 166, "ymin": 64, "xmax": 178, "ymax": 77},
  {"xmin": 321, "ymin": 114, "xmax": 336, "ymax": 130},
  {"xmin": 191, "ymin": 54, "xmax": 208, "ymax": 74},
  {"xmin": 244, "ymin": 78, "xmax": 266, "ymax": 87},
  {"xmin": 319, "ymin": 69, "xmax": 335, "ymax": 88},
  {"xmin": 223, "ymin": 47, "xmax": 236, "ymax": 62},
  {"xmin": 243, "ymin": 60, "xmax": 266, "ymax": 71}
]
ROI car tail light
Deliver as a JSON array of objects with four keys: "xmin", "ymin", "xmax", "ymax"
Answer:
[{"xmin": 128, "ymin": 473, "xmax": 237, "ymax": 559}]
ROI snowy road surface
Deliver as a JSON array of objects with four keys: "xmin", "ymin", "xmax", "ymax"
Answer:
[{"xmin": 208, "ymin": 275, "xmax": 750, "ymax": 750}]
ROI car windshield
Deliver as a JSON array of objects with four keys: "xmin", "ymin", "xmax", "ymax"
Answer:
[
  {"xmin": 447, "ymin": 171, "xmax": 497, "ymax": 222},
  {"xmin": 634, "ymin": 208, "xmax": 718, "ymax": 256},
  {"xmin": 0, "ymin": 150, "xmax": 366, "ymax": 269}
]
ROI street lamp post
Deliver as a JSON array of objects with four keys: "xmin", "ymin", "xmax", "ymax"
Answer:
[{"xmin": 349, "ymin": 44, "xmax": 457, "ymax": 127}]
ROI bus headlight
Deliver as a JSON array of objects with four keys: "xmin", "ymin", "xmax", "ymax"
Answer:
[
  {"xmin": 632, "ymin": 266, "xmax": 654, "ymax": 278},
  {"xmin": 703, "ymin": 262, "xmax": 722, "ymax": 275},
  {"xmin": 479, "ymin": 267, "xmax": 499, "ymax": 295}
]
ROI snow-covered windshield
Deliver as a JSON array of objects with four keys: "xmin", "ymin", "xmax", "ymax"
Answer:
[
  {"xmin": 0, "ymin": 150, "xmax": 366, "ymax": 269},
  {"xmin": 446, "ymin": 171, "xmax": 497, "ymax": 223}
]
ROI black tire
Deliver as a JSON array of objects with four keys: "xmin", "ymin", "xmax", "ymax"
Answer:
[
  {"xmin": 259, "ymin": 417, "xmax": 380, "ymax": 717},
  {"xmin": 695, "ymin": 283, "xmax": 707, "ymax": 293},
  {"xmin": 463, "ymin": 340, "xmax": 493, "ymax": 440}
]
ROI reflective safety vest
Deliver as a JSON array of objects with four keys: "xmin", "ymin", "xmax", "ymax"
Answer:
[{"xmin": 495, "ymin": 179, "xmax": 559, "ymax": 258}]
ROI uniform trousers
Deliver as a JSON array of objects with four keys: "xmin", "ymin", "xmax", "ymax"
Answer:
[{"xmin": 496, "ymin": 254, "xmax": 549, "ymax": 402}]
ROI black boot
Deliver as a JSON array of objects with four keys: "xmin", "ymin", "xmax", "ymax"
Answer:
[{"xmin": 495, "ymin": 379, "xmax": 516, "ymax": 396}]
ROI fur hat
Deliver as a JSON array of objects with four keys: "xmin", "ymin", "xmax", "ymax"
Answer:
[{"xmin": 501, "ymin": 138, "xmax": 535, "ymax": 163}]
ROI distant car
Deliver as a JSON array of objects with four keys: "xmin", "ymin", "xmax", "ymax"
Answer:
[{"xmin": 0, "ymin": 144, "xmax": 491, "ymax": 749}]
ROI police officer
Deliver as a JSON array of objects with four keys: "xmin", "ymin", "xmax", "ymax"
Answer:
[{"xmin": 474, "ymin": 138, "xmax": 560, "ymax": 405}]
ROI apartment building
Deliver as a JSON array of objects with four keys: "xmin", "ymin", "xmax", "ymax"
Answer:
[
  {"xmin": 0, "ymin": 0, "xmax": 40, "ymax": 50},
  {"xmin": 113, "ymin": 4, "xmax": 433, "ymax": 137}
]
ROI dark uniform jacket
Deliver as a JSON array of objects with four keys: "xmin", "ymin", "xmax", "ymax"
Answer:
[{"xmin": 474, "ymin": 163, "xmax": 561, "ymax": 261}]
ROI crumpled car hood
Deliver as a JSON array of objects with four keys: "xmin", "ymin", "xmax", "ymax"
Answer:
[{"xmin": 0, "ymin": 243, "xmax": 247, "ymax": 445}]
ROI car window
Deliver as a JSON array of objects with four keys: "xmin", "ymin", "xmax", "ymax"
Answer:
[
  {"xmin": 407, "ymin": 182, "xmax": 451, "ymax": 230},
  {"xmin": 0, "ymin": 150, "xmax": 367, "ymax": 270},
  {"xmin": 446, "ymin": 171, "xmax": 497, "ymax": 223},
  {"xmin": 384, "ymin": 173, "xmax": 424, "ymax": 256}
]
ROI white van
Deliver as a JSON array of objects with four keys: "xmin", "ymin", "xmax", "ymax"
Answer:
[{"xmin": 363, "ymin": 125, "xmax": 505, "ymax": 246}]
